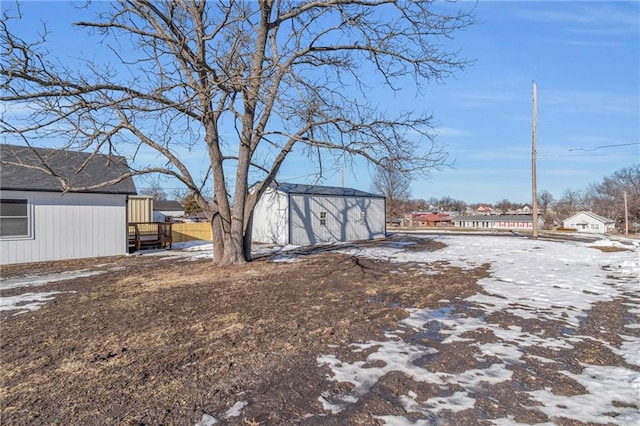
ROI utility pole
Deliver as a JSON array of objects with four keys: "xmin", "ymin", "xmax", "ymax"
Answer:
[
  {"xmin": 624, "ymin": 190, "xmax": 629, "ymax": 236},
  {"xmin": 532, "ymin": 81, "xmax": 538, "ymax": 239}
]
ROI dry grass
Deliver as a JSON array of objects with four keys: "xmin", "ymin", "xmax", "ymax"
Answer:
[
  {"xmin": 2, "ymin": 237, "xmax": 635, "ymax": 425},
  {"xmin": 2, "ymin": 249, "xmax": 485, "ymax": 424}
]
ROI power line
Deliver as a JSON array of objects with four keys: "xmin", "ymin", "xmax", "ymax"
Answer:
[{"xmin": 568, "ymin": 142, "xmax": 639, "ymax": 152}]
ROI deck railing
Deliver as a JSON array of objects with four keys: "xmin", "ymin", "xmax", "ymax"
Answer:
[{"xmin": 128, "ymin": 222, "xmax": 173, "ymax": 252}]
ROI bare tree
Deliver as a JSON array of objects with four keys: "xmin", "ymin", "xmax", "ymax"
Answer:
[
  {"xmin": 1, "ymin": 1, "xmax": 474, "ymax": 264},
  {"xmin": 427, "ymin": 196, "xmax": 465, "ymax": 213},
  {"xmin": 554, "ymin": 188, "xmax": 584, "ymax": 220},
  {"xmin": 495, "ymin": 199, "xmax": 517, "ymax": 214},
  {"xmin": 139, "ymin": 181, "xmax": 168, "ymax": 201},
  {"xmin": 537, "ymin": 190, "xmax": 554, "ymax": 217},
  {"xmin": 370, "ymin": 162, "xmax": 412, "ymax": 220},
  {"xmin": 583, "ymin": 164, "xmax": 640, "ymax": 228}
]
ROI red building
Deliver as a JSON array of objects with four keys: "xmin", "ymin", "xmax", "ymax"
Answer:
[{"xmin": 411, "ymin": 212, "xmax": 453, "ymax": 227}]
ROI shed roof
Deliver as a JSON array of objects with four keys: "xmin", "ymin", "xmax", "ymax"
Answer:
[
  {"xmin": 1, "ymin": 144, "xmax": 137, "ymax": 195},
  {"xmin": 274, "ymin": 183, "xmax": 383, "ymax": 198}
]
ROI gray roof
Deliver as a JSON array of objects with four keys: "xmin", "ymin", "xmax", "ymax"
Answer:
[
  {"xmin": 275, "ymin": 183, "xmax": 383, "ymax": 198},
  {"xmin": 1, "ymin": 144, "xmax": 137, "ymax": 195},
  {"xmin": 153, "ymin": 200, "xmax": 184, "ymax": 211}
]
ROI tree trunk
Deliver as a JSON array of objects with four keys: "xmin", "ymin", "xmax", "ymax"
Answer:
[
  {"xmin": 221, "ymin": 229, "xmax": 246, "ymax": 265},
  {"xmin": 243, "ymin": 210, "xmax": 254, "ymax": 261},
  {"xmin": 211, "ymin": 215, "xmax": 247, "ymax": 265}
]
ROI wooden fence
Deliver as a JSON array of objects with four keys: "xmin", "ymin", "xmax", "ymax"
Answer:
[{"xmin": 171, "ymin": 222, "xmax": 212, "ymax": 243}]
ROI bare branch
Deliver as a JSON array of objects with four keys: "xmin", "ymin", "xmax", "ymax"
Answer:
[{"xmin": 1, "ymin": 0, "xmax": 474, "ymax": 264}]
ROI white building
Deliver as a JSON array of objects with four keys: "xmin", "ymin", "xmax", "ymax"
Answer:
[
  {"xmin": 152, "ymin": 200, "xmax": 185, "ymax": 222},
  {"xmin": 453, "ymin": 214, "xmax": 544, "ymax": 231},
  {"xmin": 1, "ymin": 144, "xmax": 137, "ymax": 264},
  {"xmin": 251, "ymin": 183, "xmax": 386, "ymax": 246},
  {"xmin": 563, "ymin": 211, "xmax": 616, "ymax": 234}
]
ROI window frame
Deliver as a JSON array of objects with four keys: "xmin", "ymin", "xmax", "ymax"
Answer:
[
  {"xmin": 0, "ymin": 197, "xmax": 33, "ymax": 240},
  {"xmin": 319, "ymin": 211, "xmax": 327, "ymax": 226}
]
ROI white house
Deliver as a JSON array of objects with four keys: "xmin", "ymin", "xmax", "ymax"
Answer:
[
  {"xmin": 1, "ymin": 144, "xmax": 137, "ymax": 264},
  {"xmin": 563, "ymin": 211, "xmax": 616, "ymax": 234},
  {"xmin": 251, "ymin": 183, "xmax": 386, "ymax": 246},
  {"xmin": 453, "ymin": 214, "xmax": 545, "ymax": 231}
]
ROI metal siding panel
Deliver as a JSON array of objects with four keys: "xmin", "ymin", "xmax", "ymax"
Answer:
[
  {"xmin": 0, "ymin": 191, "xmax": 127, "ymax": 264},
  {"xmin": 40, "ymin": 193, "xmax": 52, "ymax": 261},
  {"xmin": 251, "ymin": 189, "xmax": 288, "ymax": 245},
  {"xmin": 288, "ymin": 194, "xmax": 309, "ymax": 245},
  {"xmin": 47, "ymin": 193, "xmax": 62, "ymax": 260},
  {"xmin": 288, "ymin": 194, "xmax": 385, "ymax": 245},
  {"xmin": 127, "ymin": 196, "xmax": 153, "ymax": 223}
]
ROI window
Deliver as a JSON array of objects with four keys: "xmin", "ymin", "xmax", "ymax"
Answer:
[
  {"xmin": 0, "ymin": 199, "xmax": 30, "ymax": 238},
  {"xmin": 319, "ymin": 211, "xmax": 327, "ymax": 226}
]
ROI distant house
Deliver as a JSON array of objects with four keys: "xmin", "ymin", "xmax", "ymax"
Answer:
[
  {"xmin": 1, "ymin": 144, "xmax": 137, "ymax": 264},
  {"xmin": 563, "ymin": 211, "xmax": 616, "ymax": 234},
  {"xmin": 153, "ymin": 200, "xmax": 185, "ymax": 222},
  {"xmin": 453, "ymin": 214, "xmax": 544, "ymax": 231},
  {"xmin": 412, "ymin": 212, "xmax": 452, "ymax": 227},
  {"xmin": 252, "ymin": 183, "xmax": 386, "ymax": 246},
  {"xmin": 475, "ymin": 205, "xmax": 495, "ymax": 215}
]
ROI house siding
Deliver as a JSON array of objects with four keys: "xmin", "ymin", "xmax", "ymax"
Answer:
[
  {"xmin": 563, "ymin": 212, "xmax": 614, "ymax": 234},
  {"xmin": 288, "ymin": 194, "xmax": 385, "ymax": 245},
  {"xmin": 1, "ymin": 190, "xmax": 128, "ymax": 264}
]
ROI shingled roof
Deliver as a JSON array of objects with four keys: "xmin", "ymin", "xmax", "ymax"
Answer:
[
  {"xmin": 153, "ymin": 200, "xmax": 184, "ymax": 211},
  {"xmin": 1, "ymin": 144, "xmax": 137, "ymax": 195},
  {"xmin": 274, "ymin": 183, "xmax": 383, "ymax": 198}
]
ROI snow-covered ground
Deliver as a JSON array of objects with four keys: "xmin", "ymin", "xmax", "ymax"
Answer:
[
  {"xmin": 2, "ymin": 233, "xmax": 639, "ymax": 424},
  {"xmin": 314, "ymin": 235, "xmax": 640, "ymax": 425}
]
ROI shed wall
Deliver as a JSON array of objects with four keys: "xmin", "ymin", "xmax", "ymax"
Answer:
[
  {"xmin": 289, "ymin": 194, "xmax": 385, "ymax": 245},
  {"xmin": 1, "ymin": 190, "xmax": 128, "ymax": 264},
  {"xmin": 251, "ymin": 189, "xmax": 289, "ymax": 245}
]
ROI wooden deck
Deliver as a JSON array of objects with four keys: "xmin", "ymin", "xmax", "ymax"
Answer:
[{"xmin": 128, "ymin": 222, "xmax": 173, "ymax": 253}]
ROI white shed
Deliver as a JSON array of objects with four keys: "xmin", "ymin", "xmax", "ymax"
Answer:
[
  {"xmin": 251, "ymin": 183, "xmax": 386, "ymax": 246},
  {"xmin": 563, "ymin": 211, "xmax": 616, "ymax": 234},
  {"xmin": 1, "ymin": 144, "xmax": 137, "ymax": 264}
]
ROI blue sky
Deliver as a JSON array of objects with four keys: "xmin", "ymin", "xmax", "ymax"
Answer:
[
  {"xmin": 405, "ymin": 1, "xmax": 640, "ymax": 204},
  {"xmin": 2, "ymin": 1, "xmax": 639, "ymax": 204}
]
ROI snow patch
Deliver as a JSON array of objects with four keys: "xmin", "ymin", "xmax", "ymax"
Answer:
[
  {"xmin": 1, "ymin": 269, "xmax": 106, "ymax": 290},
  {"xmin": 194, "ymin": 413, "xmax": 217, "ymax": 426},
  {"xmin": 0, "ymin": 291, "xmax": 72, "ymax": 314},
  {"xmin": 223, "ymin": 400, "xmax": 247, "ymax": 418}
]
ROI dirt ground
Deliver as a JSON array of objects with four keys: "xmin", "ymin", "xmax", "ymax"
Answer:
[{"xmin": 0, "ymin": 236, "xmax": 636, "ymax": 425}]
